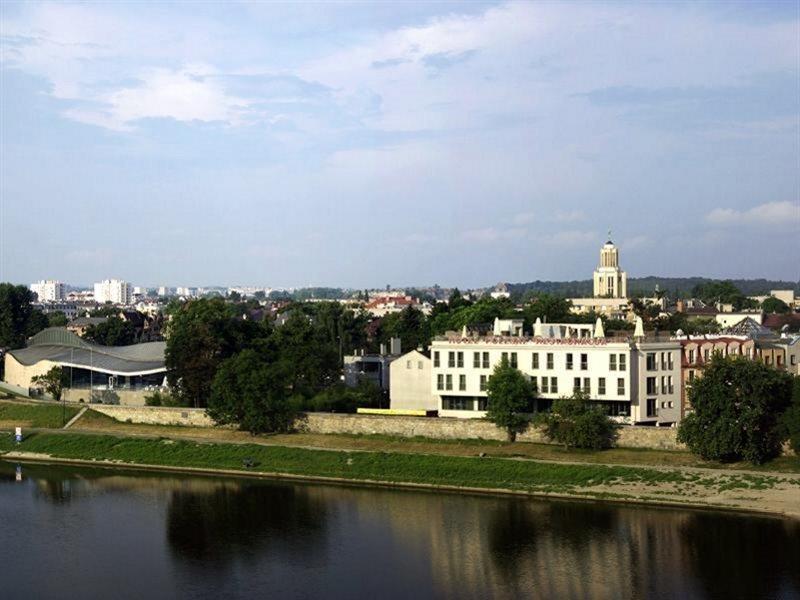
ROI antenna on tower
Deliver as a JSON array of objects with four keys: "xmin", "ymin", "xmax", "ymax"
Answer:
[{"xmin": 607, "ymin": 229, "xmax": 612, "ymax": 243}]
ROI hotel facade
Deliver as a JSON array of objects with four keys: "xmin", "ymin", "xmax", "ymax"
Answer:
[{"xmin": 430, "ymin": 320, "xmax": 681, "ymax": 426}]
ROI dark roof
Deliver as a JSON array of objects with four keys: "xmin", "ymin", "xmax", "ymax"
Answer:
[
  {"xmin": 763, "ymin": 313, "xmax": 800, "ymax": 331},
  {"xmin": 69, "ymin": 317, "xmax": 109, "ymax": 327},
  {"xmin": 10, "ymin": 328, "xmax": 165, "ymax": 375},
  {"xmin": 722, "ymin": 317, "xmax": 773, "ymax": 339}
]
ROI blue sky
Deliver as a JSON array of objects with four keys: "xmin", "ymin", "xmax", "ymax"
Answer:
[{"xmin": 1, "ymin": 1, "xmax": 798, "ymax": 288}]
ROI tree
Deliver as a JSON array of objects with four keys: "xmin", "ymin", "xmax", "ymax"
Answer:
[
  {"xmin": 761, "ymin": 296, "xmax": 791, "ymax": 314},
  {"xmin": 523, "ymin": 293, "xmax": 573, "ymax": 324},
  {"xmin": 379, "ymin": 306, "xmax": 430, "ymax": 351},
  {"xmin": 83, "ymin": 316, "xmax": 136, "ymax": 346},
  {"xmin": 165, "ymin": 298, "xmax": 265, "ymax": 407},
  {"xmin": 208, "ymin": 349, "xmax": 298, "ymax": 434},
  {"xmin": 536, "ymin": 391, "xmax": 620, "ymax": 450},
  {"xmin": 47, "ymin": 311, "xmax": 68, "ymax": 327},
  {"xmin": 779, "ymin": 376, "xmax": 800, "ymax": 455},
  {"xmin": 677, "ymin": 355, "xmax": 794, "ymax": 464},
  {"xmin": 0, "ymin": 283, "xmax": 39, "ymax": 349},
  {"xmin": 485, "ymin": 356, "xmax": 534, "ymax": 441},
  {"xmin": 32, "ymin": 366, "xmax": 68, "ymax": 401}
]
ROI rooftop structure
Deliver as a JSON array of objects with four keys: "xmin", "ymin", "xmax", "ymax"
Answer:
[{"xmin": 30, "ymin": 280, "xmax": 66, "ymax": 302}]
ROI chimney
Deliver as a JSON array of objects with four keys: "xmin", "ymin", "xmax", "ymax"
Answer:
[
  {"xmin": 390, "ymin": 337, "xmax": 402, "ymax": 355},
  {"xmin": 380, "ymin": 343, "xmax": 387, "ymax": 355}
]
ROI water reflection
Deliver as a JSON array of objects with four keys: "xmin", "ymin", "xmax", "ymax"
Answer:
[
  {"xmin": 1, "ymin": 461, "xmax": 799, "ymax": 600},
  {"xmin": 166, "ymin": 483, "xmax": 329, "ymax": 565}
]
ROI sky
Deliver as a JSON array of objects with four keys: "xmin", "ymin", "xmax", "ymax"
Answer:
[{"xmin": 0, "ymin": 1, "xmax": 798, "ymax": 289}]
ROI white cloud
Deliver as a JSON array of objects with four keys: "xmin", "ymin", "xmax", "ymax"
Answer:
[
  {"xmin": 460, "ymin": 227, "xmax": 527, "ymax": 243},
  {"xmin": 555, "ymin": 210, "xmax": 586, "ymax": 223},
  {"xmin": 706, "ymin": 201, "xmax": 799, "ymax": 228},
  {"xmin": 538, "ymin": 230, "xmax": 596, "ymax": 246}
]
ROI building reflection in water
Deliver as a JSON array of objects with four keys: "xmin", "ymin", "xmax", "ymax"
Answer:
[{"xmin": 1, "ymin": 460, "xmax": 798, "ymax": 600}]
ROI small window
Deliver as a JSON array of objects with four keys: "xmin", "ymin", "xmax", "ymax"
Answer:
[
  {"xmin": 541, "ymin": 377, "xmax": 549, "ymax": 393},
  {"xmin": 457, "ymin": 352, "xmax": 464, "ymax": 368},
  {"xmin": 532, "ymin": 353, "xmax": 539, "ymax": 369},
  {"xmin": 459, "ymin": 374, "xmax": 466, "ymax": 391},
  {"xmin": 551, "ymin": 377, "xmax": 558, "ymax": 394},
  {"xmin": 580, "ymin": 353, "xmax": 588, "ymax": 371},
  {"xmin": 647, "ymin": 353, "xmax": 656, "ymax": 371},
  {"xmin": 619, "ymin": 354, "xmax": 627, "ymax": 371},
  {"xmin": 473, "ymin": 352, "xmax": 480, "ymax": 368},
  {"xmin": 479, "ymin": 375, "xmax": 487, "ymax": 391},
  {"xmin": 445, "ymin": 374, "xmax": 452, "ymax": 391},
  {"xmin": 647, "ymin": 398, "xmax": 657, "ymax": 417},
  {"xmin": 437, "ymin": 374, "xmax": 444, "ymax": 390},
  {"xmin": 418, "ymin": 361, "xmax": 423, "ymax": 370},
  {"xmin": 448, "ymin": 352, "xmax": 455, "ymax": 368},
  {"xmin": 406, "ymin": 360, "xmax": 412, "ymax": 369},
  {"xmin": 510, "ymin": 352, "xmax": 518, "ymax": 369},
  {"xmin": 482, "ymin": 352, "xmax": 490, "ymax": 368},
  {"xmin": 583, "ymin": 377, "xmax": 590, "ymax": 394},
  {"xmin": 617, "ymin": 378, "xmax": 625, "ymax": 395},
  {"xmin": 573, "ymin": 377, "xmax": 581, "ymax": 393},
  {"xmin": 546, "ymin": 353, "xmax": 554, "ymax": 370},
  {"xmin": 598, "ymin": 377, "xmax": 606, "ymax": 395},
  {"xmin": 609, "ymin": 355, "xmax": 617, "ymax": 371},
  {"xmin": 433, "ymin": 352, "xmax": 440, "ymax": 368},
  {"xmin": 566, "ymin": 353, "xmax": 574, "ymax": 370}
]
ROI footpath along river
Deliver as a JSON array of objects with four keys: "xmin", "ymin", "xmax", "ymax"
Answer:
[{"xmin": 0, "ymin": 460, "xmax": 798, "ymax": 600}]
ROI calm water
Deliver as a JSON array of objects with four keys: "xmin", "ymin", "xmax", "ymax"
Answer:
[{"xmin": 0, "ymin": 461, "xmax": 798, "ymax": 600}]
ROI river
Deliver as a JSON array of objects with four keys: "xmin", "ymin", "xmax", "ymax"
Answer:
[{"xmin": 0, "ymin": 460, "xmax": 798, "ymax": 599}]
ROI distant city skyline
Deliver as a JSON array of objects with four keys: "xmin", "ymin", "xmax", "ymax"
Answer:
[{"xmin": 1, "ymin": 1, "xmax": 798, "ymax": 288}]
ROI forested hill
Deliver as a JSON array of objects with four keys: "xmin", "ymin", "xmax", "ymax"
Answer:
[{"xmin": 506, "ymin": 277, "xmax": 800, "ymax": 299}]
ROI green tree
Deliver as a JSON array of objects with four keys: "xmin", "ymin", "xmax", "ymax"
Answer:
[
  {"xmin": 379, "ymin": 306, "xmax": 430, "ymax": 351},
  {"xmin": 31, "ymin": 366, "xmax": 69, "ymax": 401},
  {"xmin": 0, "ymin": 283, "xmax": 40, "ymax": 348},
  {"xmin": 165, "ymin": 298, "xmax": 265, "ymax": 407},
  {"xmin": 485, "ymin": 356, "xmax": 534, "ymax": 441},
  {"xmin": 82, "ymin": 316, "xmax": 136, "ymax": 346},
  {"xmin": 779, "ymin": 376, "xmax": 800, "ymax": 455},
  {"xmin": 47, "ymin": 311, "xmax": 68, "ymax": 327},
  {"xmin": 523, "ymin": 293, "xmax": 573, "ymax": 324},
  {"xmin": 536, "ymin": 391, "xmax": 621, "ymax": 450},
  {"xmin": 677, "ymin": 355, "xmax": 794, "ymax": 464},
  {"xmin": 761, "ymin": 296, "xmax": 791, "ymax": 314},
  {"xmin": 208, "ymin": 349, "xmax": 298, "ymax": 434}
]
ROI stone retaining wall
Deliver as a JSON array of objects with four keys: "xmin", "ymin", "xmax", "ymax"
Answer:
[{"xmin": 88, "ymin": 405, "xmax": 685, "ymax": 450}]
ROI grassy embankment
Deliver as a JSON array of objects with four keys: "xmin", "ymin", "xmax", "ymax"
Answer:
[
  {"xmin": 1, "ymin": 430, "xmax": 797, "ymax": 504},
  {"xmin": 0, "ymin": 401, "xmax": 80, "ymax": 429}
]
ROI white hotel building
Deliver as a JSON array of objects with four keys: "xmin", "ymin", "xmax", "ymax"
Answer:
[
  {"xmin": 30, "ymin": 280, "xmax": 66, "ymax": 302},
  {"xmin": 430, "ymin": 318, "xmax": 681, "ymax": 426},
  {"xmin": 93, "ymin": 279, "xmax": 133, "ymax": 305}
]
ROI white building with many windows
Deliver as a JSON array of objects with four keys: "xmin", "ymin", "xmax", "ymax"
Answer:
[
  {"xmin": 93, "ymin": 279, "xmax": 133, "ymax": 305},
  {"xmin": 30, "ymin": 280, "xmax": 66, "ymax": 302},
  {"xmin": 430, "ymin": 321, "xmax": 681, "ymax": 425}
]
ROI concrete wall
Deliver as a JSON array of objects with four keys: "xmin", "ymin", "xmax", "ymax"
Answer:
[
  {"xmin": 63, "ymin": 388, "xmax": 151, "ymax": 406},
  {"xmin": 4, "ymin": 354, "xmax": 58, "ymax": 390}
]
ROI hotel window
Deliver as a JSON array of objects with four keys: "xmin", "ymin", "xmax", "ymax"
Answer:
[
  {"xmin": 457, "ymin": 352, "xmax": 464, "ymax": 368},
  {"xmin": 619, "ymin": 354, "xmax": 626, "ymax": 371},
  {"xmin": 532, "ymin": 353, "xmax": 539, "ymax": 369},
  {"xmin": 445, "ymin": 374, "xmax": 453, "ymax": 391},
  {"xmin": 598, "ymin": 377, "xmax": 606, "ymax": 396},
  {"xmin": 437, "ymin": 374, "xmax": 444, "ymax": 390},
  {"xmin": 646, "ymin": 353, "xmax": 657, "ymax": 371},
  {"xmin": 541, "ymin": 377, "xmax": 549, "ymax": 393},
  {"xmin": 473, "ymin": 352, "xmax": 481, "ymax": 368},
  {"xmin": 583, "ymin": 378, "xmax": 590, "ymax": 394},
  {"xmin": 646, "ymin": 377, "xmax": 657, "ymax": 395},
  {"xmin": 647, "ymin": 398, "xmax": 657, "ymax": 417},
  {"xmin": 479, "ymin": 375, "xmax": 487, "ymax": 391},
  {"xmin": 459, "ymin": 374, "xmax": 466, "ymax": 391},
  {"xmin": 448, "ymin": 352, "xmax": 455, "ymax": 368},
  {"xmin": 580, "ymin": 353, "xmax": 588, "ymax": 371},
  {"xmin": 617, "ymin": 378, "xmax": 625, "ymax": 395},
  {"xmin": 546, "ymin": 353, "xmax": 554, "ymax": 370},
  {"xmin": 550, "ymin": 377, "xmax": 558, "ymax": 394},
  {"xmin": 482, "ymin": 352, "xmax": 490, "ymax": 368},
  {"xmin": 609, "ymin": 355, "xmax": 617, "ymax": 371},
  {"xmin": 573, "ymin": 377, "xmax": 581, "ymax": 393},
  {"xmin": 510, "ymin": 352, "xmax": 518, "ymax": 369},
  {"xmin": 566, "ymin": 353, "xmax": 574, "ymax": 370},
  {"xmin": 434, "ymin": 352, "xmax": 440, "ymax": 368},
  {"xmin": 443, "ymin": 397, "xmax": 471, "ymax": 411}
]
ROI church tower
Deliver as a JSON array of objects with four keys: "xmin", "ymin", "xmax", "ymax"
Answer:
[{"xmin": 592, "ymin": 235, "xmax": 627, "ymax": 298}]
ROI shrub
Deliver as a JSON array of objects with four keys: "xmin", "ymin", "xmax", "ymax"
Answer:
[
  {"xmin": 144, "ymin": 390, "xmax": 181, "ymax": 407},
  {"xmin": 536, "ymin": 391, "xmax": 620, "ymax": 450},
  {"xmin": 485, "ymin": 356, "xmax": 535, "ymax": 442},
  {"xmin": 779, "ymin": 376, "xmax": 800, "ymax": 454}
]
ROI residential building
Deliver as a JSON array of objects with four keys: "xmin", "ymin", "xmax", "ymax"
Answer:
[
  {"xmin": 430, "ymin": 320, "xmax": 681, "ymax": 425},
  {"xmin": 94, "ymin": 279, "xmax": 133, "ymax": 305},
  {"xmin": 490, "ymin": 282, "xmax": 511, "ymax": 299},
  {"xmin": 344, "ymin": 338, "xmax": 402, "ymax": 393},
  {"xmin": 389, "ymin": 349, "xmax": 436, "ymax": 411},
  {"xmin": 365, "ymin": 295, "xmax": 431, "ymax": 317},
  {"xmin": 715, "ymin": 313, "xmax": 763, "ymax": 328},
  {"xmin": 30, "ymin": 280, "xmax": 66, "ymax": 302}
]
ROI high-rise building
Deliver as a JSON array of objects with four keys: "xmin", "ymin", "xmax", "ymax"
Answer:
[
  {"xmin": 94, "ymin": 279, "xmax": 133, "ymax": 305},
  {"xmin": 592, "ymin": 236, "xmax": 627, "ymax": 298},
  {"xmin": 30, "ymin": 280, "xmax": 66, "ymax": 302}
]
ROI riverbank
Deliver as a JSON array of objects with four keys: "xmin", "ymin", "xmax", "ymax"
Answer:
[{"xmin": 2, "ymin": 430, "xmax": 799, "ymax": 519}]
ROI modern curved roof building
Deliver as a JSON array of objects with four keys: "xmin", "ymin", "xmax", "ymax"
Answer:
[{"xmin": 3, "ymin": 328, "xmax": 166, "ymax": 402}]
